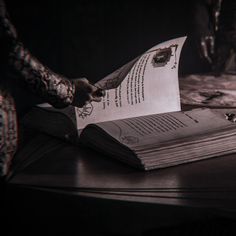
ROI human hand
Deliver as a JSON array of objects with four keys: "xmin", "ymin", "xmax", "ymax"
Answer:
[
  {"xmin": 199, "ymin": 35, "xmax": 215, "ymax": 64},
  {"xmin": 72, "ymin": 78, "xmax": 105, "ymax": 108}
]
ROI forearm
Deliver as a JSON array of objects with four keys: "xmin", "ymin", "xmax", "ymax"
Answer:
[
  {"xmin": 0, "ymin": 0, "xmax": 76, "ymax": 108},
  {"xmin": 0, "ymin": 0, "xmax": 103, "ymax": 108},
  {"xmin": 9, "ymin": 42, "xmax": 75, "ymax": 108}
]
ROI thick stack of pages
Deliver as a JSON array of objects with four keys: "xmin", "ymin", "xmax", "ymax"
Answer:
[
  {"xmin": 21, "ymin": 105, "xmax": 236, "ymax": 171},
  {"xmin": 80, "ymin": 108, "xmax": 236, "ymax": 170}
]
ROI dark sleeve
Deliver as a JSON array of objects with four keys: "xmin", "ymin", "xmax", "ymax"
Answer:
[
  {"xmin": 0, "ymin": 0, "xmax": 76, "ymax": 108},
  {"xmin": 9, "ymin": 43, "xmax": 76, "ymax": 108}
]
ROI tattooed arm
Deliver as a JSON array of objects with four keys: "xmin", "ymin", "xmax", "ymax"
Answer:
[{"xmin": 0, "ymin": 0, "xmax": 104, "ymax": 108}]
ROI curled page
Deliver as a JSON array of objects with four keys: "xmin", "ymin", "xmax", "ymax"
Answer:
[{"xmin": 76, "ymin": 36, "xmax": 187, "ymax": 130}]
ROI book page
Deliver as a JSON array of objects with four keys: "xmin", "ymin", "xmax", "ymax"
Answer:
[
  {"xmin": 75, "ymin": 37, "xmax": 186, "ymax": 130},
  {"xmin": 92, "ymin": 108, "xmax": 236, "ymax": 148}
]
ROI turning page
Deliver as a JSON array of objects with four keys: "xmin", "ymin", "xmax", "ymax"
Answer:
[{"xmin": 76, "ymin": 37, "xmax": 186, "ymax": 130}]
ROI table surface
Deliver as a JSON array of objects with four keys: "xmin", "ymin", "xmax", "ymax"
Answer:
[
  {"xmin": 8, "ymin": 130, "xmax": 236, "ymax": 211},
  {"xmin": 6, "ymin": 119, "xmax": 236, "ymax": 234},
  {"xmin": 6, "ymin": 74, "xmax": 236, "ymax": 234}
]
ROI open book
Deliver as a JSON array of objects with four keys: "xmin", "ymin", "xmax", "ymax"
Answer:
[
  {"xmin": 30, "ymin": 36, "xmax": 186, "ymax": 139},
  {"xmin": 80, "ymin": 108, "xmax": 236, "ymax": 170},
  {"xmin": 26, "ymin": 37, "xmax": 236, "ymax": 171}
]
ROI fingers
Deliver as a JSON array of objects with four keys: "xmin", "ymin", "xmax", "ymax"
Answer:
[
  {"xmin": 72, "ymin": 78, "xmax": 105, "ymax": 108},
  {"xmin": 92, "ymin": 87, "xmax": 105, "ymax": 97},
  {"xmin": 90, "ymin": 86, "xmax": 105, "ymax": 102},
  {"xmin": 87, "ymin": 93, "xmax": 102, "ymax": 103}
]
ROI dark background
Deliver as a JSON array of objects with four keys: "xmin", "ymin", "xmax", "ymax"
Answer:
[
  {"xmin": 4, "ymin": 2, "xmax": 234, "ymax": 235},
  {"xmin": 6, "ymin": 0, "xmax": 203, "ymax": 81},
  {"xmin": 5, "ymin": 0, "xmax": 207, "ymax": 114}
]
